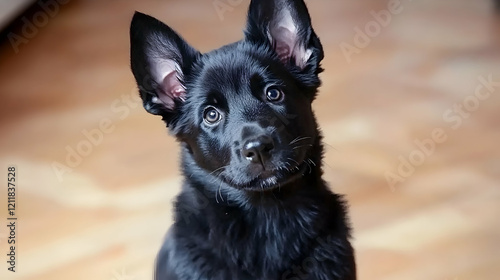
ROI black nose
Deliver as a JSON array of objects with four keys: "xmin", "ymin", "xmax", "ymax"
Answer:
[{"xmin": 242, "ymin": 135, "xmax": 274, "ymax": 164}]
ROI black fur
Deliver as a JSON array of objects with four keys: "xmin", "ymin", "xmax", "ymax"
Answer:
[{"xmin": 130, "ymin": 1, "xmax": 356, "ymax": 279}]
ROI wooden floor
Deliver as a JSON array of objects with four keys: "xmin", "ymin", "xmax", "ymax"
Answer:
[{"xmin": 0, "ymin": 0, "xmax": 499, "ymax": 279}]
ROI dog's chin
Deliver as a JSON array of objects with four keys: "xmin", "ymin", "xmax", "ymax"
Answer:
[{"xmin": 221, "ymin": 161, "xmax": 309, "ymax": 192}]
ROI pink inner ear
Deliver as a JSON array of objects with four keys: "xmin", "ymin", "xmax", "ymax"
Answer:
[
  {"xmin": 164, "ymin": 71, "xmax": 186, "ymax": 99},
  {"xmin": 271, "ymin": 26, "xmax": 311, "ymax": 69},
  {"xmin": 272, "ymin": 27, "xmax": 294, "ymax": 63},
  {"xmin": 158, "ymin": 71, "xmax": 186, "ymax": 109}
]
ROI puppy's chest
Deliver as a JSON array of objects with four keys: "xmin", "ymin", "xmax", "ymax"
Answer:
[{"xmin": 207, "ymin": 205, "xmax": 318, "ymax": 274}]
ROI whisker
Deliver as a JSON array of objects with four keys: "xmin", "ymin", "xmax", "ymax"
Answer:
[
  {"xmin": 208, "ymin": 166, "xmax": 227, "ymax": 176},
  {"xmin": 289, "ymin": 136, "xmax": 311, "ymax": 145},
  {"xmin": 287, "ymin": 157, "xmax": 300, "ymax": 169},
  {"xmin": 323, "ymin": 142, "xmax": 339, "ymax": 153},
  {"xmin": 292, "ymin": 144, "xmax": 313, "ymax": 150},
  {"xmin": 218, "ymin": 183, "xmax": 224, "ymax": 203},
  {"xmin": 322, "ymin": 160, "xmax": 334, "ymax": 172}
]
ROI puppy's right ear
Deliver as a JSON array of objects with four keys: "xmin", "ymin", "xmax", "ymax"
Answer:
[{"xmin": 130, "ymin": 12, "xmax": 199, "ymax": 121}]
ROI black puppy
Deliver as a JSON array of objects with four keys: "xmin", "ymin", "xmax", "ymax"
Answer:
[{"xmin": 130, "ymin": 0, "xmax": 356, "ymax": 279}]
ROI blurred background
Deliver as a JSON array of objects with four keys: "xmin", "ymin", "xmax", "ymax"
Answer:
[{"xmin": 0, "ymin": 0, "xmax": 499, "ymax": 279}]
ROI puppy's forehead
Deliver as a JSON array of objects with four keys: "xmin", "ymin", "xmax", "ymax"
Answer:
[{"xmin": 195, "ymin": 49, "xmax": 269, "ymax": 94}]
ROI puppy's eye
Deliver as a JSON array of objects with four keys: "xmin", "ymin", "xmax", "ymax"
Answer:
[
  {"xmin": 266, "ymin": 87, "xmax": 283, "ymax": 102},
  {"xmin": 203, "ymin": 107, "xmax": 222, "ymax": 125}
]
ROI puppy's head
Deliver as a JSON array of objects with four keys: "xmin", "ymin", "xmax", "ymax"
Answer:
[{"xmin": 130, "ymin": 0, "xmax": 324, "ymax": 191}]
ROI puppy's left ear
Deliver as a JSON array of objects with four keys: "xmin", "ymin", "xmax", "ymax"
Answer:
[{"xmin": 245, "ymin": 0, "xmax": 323, "ymax": 72}]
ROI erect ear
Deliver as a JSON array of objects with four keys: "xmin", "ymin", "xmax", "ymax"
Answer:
[
  {"xmin": 130, "ymin": 12, "xmax": 199, "ymax": 119},
  {"xmin": 245, "ymin": 0, "xmax": 323, "ymax": 71}
]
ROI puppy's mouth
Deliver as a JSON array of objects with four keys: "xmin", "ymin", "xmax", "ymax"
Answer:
[{"xmin": 220, "ymin": 160, "xmax": 310, "ymax": 191}]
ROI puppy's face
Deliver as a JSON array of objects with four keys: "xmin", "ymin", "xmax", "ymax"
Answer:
[{"xmin": 130, "ymin": 0, "xmax": 324, "ymax": 191}]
